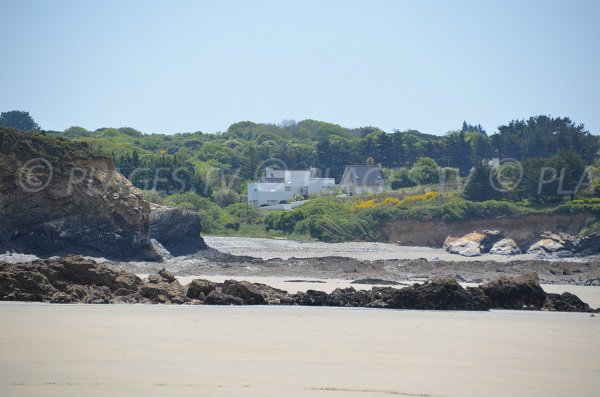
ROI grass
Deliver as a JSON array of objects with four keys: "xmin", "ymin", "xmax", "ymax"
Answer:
[{"xmin": 205, "ymin": 222, "xmax": 313, "ymax": 240}]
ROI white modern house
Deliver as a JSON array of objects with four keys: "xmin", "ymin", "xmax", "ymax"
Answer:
[{"xmin": 247, "ymin": 167, "xmax": 335, "ymax": 208}]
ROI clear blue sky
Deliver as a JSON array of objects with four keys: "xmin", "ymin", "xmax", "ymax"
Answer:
[{"xmin": 1, "ymin": 0, "xmax": 599, "ymax": 135}]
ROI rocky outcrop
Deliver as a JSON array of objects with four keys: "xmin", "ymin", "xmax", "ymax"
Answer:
[
  {"xmin": 572, "ymin": 233, "xmax": 600, "ymax": 256},
  {"xmin": 543, "ymin": 292, "xmax": 592, "ymax": 312},
  {"xmin": 0, "ymin": 257, "xmax": 596, "ymax": 312},
  {"xmin": 443, "ymin": 230, "xmax": 502, "ymax": 257},
  {"xmin": 138, "ymin": 268, "xmax": 187, "ymax": 304},
  {"xmin": 527, "ymin": 232, "xmax": 576, "ymax": 257},
  {"xmin": 479, "ymin": 272, "xmax": 547, "ymax": 310},
  {"xmin": 149, "ymin": 204, "xmax": 207, "ymax": 256},
  {"xmin": 0, "ymin": 129, "xmax": 208, "ymax": 260},
  {"xmin": 386, "ymin": 278, "xmax": 490, "ymax": 310},
  {"xmin": 0, "ymin": 256, "xmax": 142, "ymax": 303},
  {"xmin": 0, "ymin": 128, "xmax": 160, "ymax": 260},
  {"xmin": 489, "ymin": 238, "xmax": 522, "ymax": 255}
]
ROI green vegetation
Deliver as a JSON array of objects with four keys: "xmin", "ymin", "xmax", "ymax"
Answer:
[
  {"xmin": 3, "ymin": 112, "xmax": 599, "ymax": 241},
  {"xmin": 0, "ymin": 111, "xmax": 40, "ymax": 131}
]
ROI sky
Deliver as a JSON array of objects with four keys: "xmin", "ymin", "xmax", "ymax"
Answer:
[{"xmin": 1, "ymin": 0, "xmax": 599, "ymax": 135}]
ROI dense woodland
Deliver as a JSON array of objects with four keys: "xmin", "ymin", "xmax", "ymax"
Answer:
[{"xmin": 2, "ymin": 110, "xmax": 599, "ymax": 240}]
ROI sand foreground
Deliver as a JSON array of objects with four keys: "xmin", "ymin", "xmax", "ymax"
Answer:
[{"xmin": 0, "ymin": 303, "xmax": 598, "ymax": 397}]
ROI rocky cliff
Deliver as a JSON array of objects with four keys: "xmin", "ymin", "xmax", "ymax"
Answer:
[{"xmin": 0, "ymin": 128, "xmax": 205, "ymax": 260}]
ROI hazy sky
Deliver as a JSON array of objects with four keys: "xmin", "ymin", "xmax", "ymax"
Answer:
[{"xmin": 1, "ymin": 0, "xmax": 599, "ymax": 135}]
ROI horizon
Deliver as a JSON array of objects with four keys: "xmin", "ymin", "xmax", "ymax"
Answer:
[{"xmin": 1, "ymin": 0, "xmax": 599, "ymax": 135}]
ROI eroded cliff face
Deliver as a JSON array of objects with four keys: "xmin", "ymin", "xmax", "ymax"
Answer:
[
  {"xmin": 0, "ymin": 128, "xmax": 160, "ymax": 260},
  {"xmin": 383, "ymin": 213, "xmax": 592, "ymax": 249}
]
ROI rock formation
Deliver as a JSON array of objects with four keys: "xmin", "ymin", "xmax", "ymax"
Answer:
[
  {"xmin": 149, "ymin": 204, "xmax": 207, "ymax": 256},
  {"xmin": 489, "ymin": 238, "xmax": 522, "ymax": 255},
  {"xmin": 444, "ymin": 229, "xmax": 600, "ymax": 258},
  {"xmin": 0, "ymin": 128, "xmax": 206, "ymax": 260},
  {"xmin": 443, "ymin": 230, "xmax": 502, "ymax": 257},
  {"xmin": 0, "ymin": 256, "xmax": 595, "ymax": 312},
  {"xmin": 527, "ymin": 232, "xmax": 576, "ymax": 257}
]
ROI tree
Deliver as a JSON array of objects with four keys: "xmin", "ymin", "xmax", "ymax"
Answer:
[
  {"xmin": 495, "ymin": 116, "xmax": 597, "ymax": 163},
  {"xmin": 461, "ymin": 121, "xmax": 486, "ymax": 134},
  {"xmin": 410, "ymin": 157, "xmax": 439, "ymax": 185},
  {"xmin": 462, "ymin": 162, "xmax": 500, "ymax": 201},
  {"xmin": 0, "ymin": 110, "xmax": 40, "ymax": 131},
  {"xmin": 517, "ymin": 152, "xmax": 586, "ymax": 202},
  {"xmin": 445, "ymin": 131, "xmax": 473, "ymax": 175}
]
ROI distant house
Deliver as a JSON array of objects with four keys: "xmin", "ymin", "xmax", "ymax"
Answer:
[
  {"xmin": 339, "ymin": 165, "xmax": 386, "ymax": 195},
  {"xmin": 247, "ymin": 167, "xmax": 335, "ymax": 208}
]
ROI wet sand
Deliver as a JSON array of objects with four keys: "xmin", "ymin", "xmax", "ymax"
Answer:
[
  {"xmin": 1, "ymin": 303, "xmax": 598, "ymax": 397},
  {"xmin": 203, "ymin": 236, "xmax": 541, "ymax": 262}
]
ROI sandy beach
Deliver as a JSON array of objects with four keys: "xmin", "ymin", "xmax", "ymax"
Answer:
[
  {"xmin": 203, "ymin": 236, "xmax": 542, "ymax": 262},
  {"xmin": 0, "ymin": 303, "xmax": 598, "ymax": 397}
]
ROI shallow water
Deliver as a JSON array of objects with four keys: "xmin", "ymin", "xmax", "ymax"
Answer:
[{"xmin": 1, "ymin": 303, "xmax": 598, "ymax": 397}]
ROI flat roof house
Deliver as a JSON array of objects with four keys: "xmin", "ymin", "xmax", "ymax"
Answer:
[
  {"xmin": 339, "ymin": 165, "xmax": 386, "ymax": 195},
  {"xmin": 247, "ymin": 167, "xmax": 335, "ymax": 208}
]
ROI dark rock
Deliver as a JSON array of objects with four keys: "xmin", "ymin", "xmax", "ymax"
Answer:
[
  {"xmin": 351, "ymin": 278, "xmax": 401, "ymax": 285},
  {"xmin": 327, "ymin": 287, "xmax": 374, "ymax": 307},
  {"xmin": 205, "ymin": 290, "xmax": 245, "ymax": 305},
  {"xmin": 0, "ymin": 271, "xmax": 57, "ymax": 301},
  {"xmin": 186, "ymin": 279, "xmax": 218, "ymax": 299},
  {"xmin": 0, "ymin": 256, "xmax": 596, "ymax": 312},
  {"xmin": 386, "ymin": 278, "xmax": 490, "ymax": 310},
  {"xmin": 294, "ymin": 290, "xmax": 330, "ymax": 306},
  {"xmin": 479, "ymin": 272, "xmax": 546, "ymax": 310},
  {"xmin": 543, "ymin": 292, "xmax": 592, "ymax": 312},
  {"xmin": 573, "ymin": 233, "xmax": 600, "ymax": 256},
  {"xmin": 0, "ymin": 128, "xmax": 161, "ymax": 261},
  {"xmin": 157, "ymin": 268, "xmax": 176, "ymax": 283},
  {"xmin": 149, "ymin": 204, "xmax": 207, "ymax": 256},
  {"xmin": 139, "ymin": 271, "xmax": 186, "ymax": 304},
  {"xmin": 221, "ymin": 279, "xmax": 293, "ymax": 305}
]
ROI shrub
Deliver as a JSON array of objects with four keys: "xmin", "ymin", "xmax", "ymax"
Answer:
[{"xmin": 212, "ymin": 188, "xmax": 240, "ymax": 207}]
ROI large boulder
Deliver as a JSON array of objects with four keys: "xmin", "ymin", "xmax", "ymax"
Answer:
[
  {"xmin": 443, "ymin": 230, "xmax": 502, "ymax": 257},
  {"xmin": 479, "ymin": 272, "xmax": 546, "ymax": 310},
  {"xmin": 186, "ymin": 279, "xmax": 218, "ymax": 300},
  {"xmin": 489, "ymin": 238, "xmax": 522, "ymax": 255},
  {"xmin": 204, "ymin": 290, "xmax": 245, "ymax": 305},
  {"xmin": 543, "ymin": 292, "xmax": 592, "ymax": 312},
  {"xmin": 527, "ymin": 232, "xmax": 576, "ymax": 256},
  {"xmin": 0, "ymin": 128, "xmax": 160, "ymax": 261},
  {"xmin": 149, "ymin": 204, "xmax": 207, "ymax": 256},
  {"xmin": 221, "ymin": 279, "xmax": 294, "ymax": 305},
  {"xmin": 386, "ymin": 278, "xmax": 490, "ymax": 310},
  {"xmin": 139, "ymin": 268, "xmax": 187, "ymax": 304}
]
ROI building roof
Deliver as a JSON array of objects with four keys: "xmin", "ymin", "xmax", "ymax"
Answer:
[{"xmin": 339, "ymin": 165, "xmax": 386, "ymax": 186}]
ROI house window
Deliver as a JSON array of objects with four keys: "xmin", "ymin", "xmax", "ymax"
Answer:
[{"xmin": 285, "ymin": 186, "xmax": 291, "ymax": 191}]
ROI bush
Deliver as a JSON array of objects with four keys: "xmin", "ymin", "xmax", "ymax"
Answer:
[
  {"xmin": 225, "ymin": 202, "xmax": 261, "ymax": 224},
  {"xmin": 212, "ymin": 189, "xmax": 240, "ymax": 207}
]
